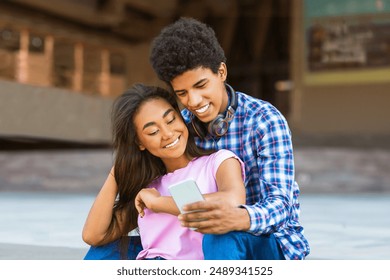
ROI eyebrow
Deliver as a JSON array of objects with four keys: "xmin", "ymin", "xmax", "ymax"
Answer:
[
  {"xmin": 142, "ymin": 108, "xmax": 175, "ymax": 130},
  {"xmin": 174, "ymin": 78, "xmax": 207, "ymax": 94}
]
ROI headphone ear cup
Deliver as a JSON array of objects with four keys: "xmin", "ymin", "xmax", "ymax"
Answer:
[{"xmin": 208, "ymin": 114, "xmax": 227, "ymax": 137}]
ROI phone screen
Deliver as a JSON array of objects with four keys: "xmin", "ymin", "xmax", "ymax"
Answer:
[{"xmin": 168, "ymin": 179, "xmax": 204, "ymax": 214}]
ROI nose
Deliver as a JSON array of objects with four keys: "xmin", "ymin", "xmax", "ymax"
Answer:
[
  {"xmin": 187, "ymin": 91, "xmax": 202, "ymax": 108},
  {"xmin": 160, "ymin": 124, "xmax": 174, "ymax": 140}
]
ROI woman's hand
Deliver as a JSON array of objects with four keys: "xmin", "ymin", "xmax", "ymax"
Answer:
[{"xmin": 135, "ymin": 188, "xmax": 161, "ymax": 217}]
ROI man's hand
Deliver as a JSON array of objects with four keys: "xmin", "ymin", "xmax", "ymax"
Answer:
[
  {"xmin": 135, "ymin": 188, "xmax": 161, "ymax": 217},
  {"xmin": 178, "ymin": 199, "xmax": 250, "ymax": 234}
]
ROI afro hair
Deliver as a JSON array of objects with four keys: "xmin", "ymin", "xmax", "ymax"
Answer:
[{"xmin": 150, "ymin": 17, "xmax": 226, "ymax": 83}]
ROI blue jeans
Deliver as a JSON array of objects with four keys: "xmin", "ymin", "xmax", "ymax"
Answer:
[
  {"xmin": 144, "ymin": 256, "xmax": 166, "ymax": 260},
  {"xmin": 83, "ymin": 236, "xmax": 142, "ymax": 260},
  {"xmin": 83, "ymin": 232, "xmax": 284, "ymax": 260},
  {"xmin": 202, "ymin": 232, "xmax": 285, "ymax": 260}
]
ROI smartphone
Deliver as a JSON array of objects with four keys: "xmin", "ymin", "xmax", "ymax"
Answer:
[
  {"xmin": 168, "ymin": 179, "xmax": 205, "ymax": 214},
  {"xmin": 169, "ymin": 179, "xmax": 206, "ymax": 230}
]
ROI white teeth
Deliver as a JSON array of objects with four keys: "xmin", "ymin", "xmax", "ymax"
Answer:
[
  {"xmin": 165, "ymin": 137, "xmax": 179, "ymax": 148},
  {"xmin": 195, "ymin": 104, "xmax": 209, "ymax": 114}
]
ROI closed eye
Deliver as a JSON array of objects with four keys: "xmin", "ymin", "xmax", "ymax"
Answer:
[
  {"xmin": 167, "ymin": 116, "xmax": 176, "ymax": 124},
  {"xmin": 176, "ymin": 91, "xmax": 187, "ymax": 97},
  {"xmin": 195, "ymin": 82, "xmax": 206, "ymax": 89},
  {"xmin": 148, "ymin": 130, "xmax": 159, "ymax": 136}
]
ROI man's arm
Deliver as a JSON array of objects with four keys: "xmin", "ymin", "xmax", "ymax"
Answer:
[{"xmin": 240, "ymin": 110, "xmax": 295, "ymax": 235}]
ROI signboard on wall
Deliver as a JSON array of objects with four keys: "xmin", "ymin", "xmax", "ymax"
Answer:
[{"xmin": 304, "ymin": 0, "xmax": 390, "ymax": 84}]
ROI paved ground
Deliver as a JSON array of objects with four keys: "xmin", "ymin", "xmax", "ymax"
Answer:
[
  {"xmin": 0, "ymin": 148, "xmax": 389, "ymax": 260},
  {"xmin": 0, "ymin": 192, "xmax": 90, "ymax": 260}
]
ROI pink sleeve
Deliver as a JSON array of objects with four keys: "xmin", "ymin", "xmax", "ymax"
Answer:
[{"xmin": 211, "ymin": 149, "xmax": 246, "ymax": 182}]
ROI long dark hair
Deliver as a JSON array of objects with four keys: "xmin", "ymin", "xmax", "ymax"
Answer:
[{"xmin": 105, "ymin": 83, "xmax": 213, "ymax": 258}]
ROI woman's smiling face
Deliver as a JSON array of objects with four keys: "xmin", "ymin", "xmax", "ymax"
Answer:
[{"xmin": 134, "ymin": 97, "xmax": 190, "ymax": 172}]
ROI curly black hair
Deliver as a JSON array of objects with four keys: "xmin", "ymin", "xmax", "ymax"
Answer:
[{"xmin": 150, "ymin": 17, "xmax": 226, "ymax": 83}]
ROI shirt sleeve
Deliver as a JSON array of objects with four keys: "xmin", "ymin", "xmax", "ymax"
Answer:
[{"xmin": 240, "ymin": 108, "xmax": 295, "ymax": 235}]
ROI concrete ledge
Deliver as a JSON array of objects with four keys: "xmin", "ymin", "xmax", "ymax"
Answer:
[{"xmin": 1, "ymin": 148, "xmax": 389, "ymax": 194}]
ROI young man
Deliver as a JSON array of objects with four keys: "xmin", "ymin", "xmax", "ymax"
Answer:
[{"xmin": 149, "ymin": 17, "xmax": 310, "ymax": 260}]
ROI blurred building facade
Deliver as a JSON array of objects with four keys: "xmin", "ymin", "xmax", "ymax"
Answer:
[
  {"xmin": 0, "ymin": 0, "xmax": 389, "ymax": 147},
  {"xmin": 291, "ymin": 0, "xmax": 390, "ymax": 148}
]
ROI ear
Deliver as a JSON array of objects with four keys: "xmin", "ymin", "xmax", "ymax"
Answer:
[
  {"xmin": 139, "ymin": 144, "xmax": 146, "ymax": 151},
  {"xmin": 136, "ymin": 138, "xmax": 146, "ymax": 151},
  {"xmin": 138, "ymin": 144, "xmax": 146, "ymax": 151},
  {"xmin": 218, "ymin": 62, "xmax": 227, "ymax": 81}
]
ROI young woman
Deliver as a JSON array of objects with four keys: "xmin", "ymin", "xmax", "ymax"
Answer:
[{"xmin": 82, "ymin": 83, "xmax": 245, "ymax": 259}]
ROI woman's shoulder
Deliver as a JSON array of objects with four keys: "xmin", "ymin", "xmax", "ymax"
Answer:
[
  {"xmin": 214, "ymin": 149, "xmax": 237, "ymax": 157},
  {"xmin": 194, "ymin": 149, "xmax": 235, "ymax": 160},
  {"xmin": 199, "ymin": 149, "xmax": 241, "ymax": 166}
]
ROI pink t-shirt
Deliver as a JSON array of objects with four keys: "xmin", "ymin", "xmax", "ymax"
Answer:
[{"xmin": 136, "ymin": 149, "xmax": 245, "ymax": 260}]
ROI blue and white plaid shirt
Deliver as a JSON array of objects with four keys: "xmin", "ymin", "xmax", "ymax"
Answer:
[{"xmin": 182, "ymin": 90, "xmax": 310, "ymax": 260}]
